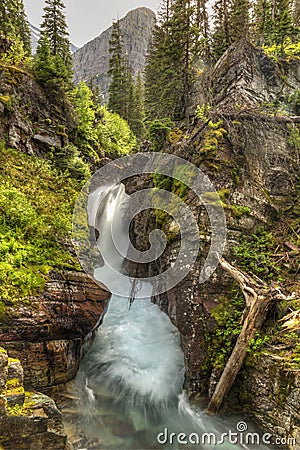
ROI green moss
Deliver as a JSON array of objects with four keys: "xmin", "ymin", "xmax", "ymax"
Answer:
[
  {"xmin": 208, "ymin": 285, "xmax": 245, "ymax": 370},
  {"xmin": 6, "ymin": 386, "xmax": 24, "ymax": 395},
  {"xmin": 6, "ymin": 402, "xmax": 27, "ymax": 416},
  {"xmin": 0, "ymin": 95, "xmax": 11, "ymax": 108},
  {"xmin": 7, "ymin": 357, "xmax": 19, "ymax": 364},
  {"xmin": 6, "ymin": 378, "xmax": 21, "ymax": 389},
  {"xmin": 233, "ymin": 229, "xmax": 282, "ymax": 282},
  {"xmin": 202, "ymin": 188, "xmax": 230, "ymax": 208},
  {"xmin": 229, "ymin": 204, "xmax": 252, "ymax": 218}
]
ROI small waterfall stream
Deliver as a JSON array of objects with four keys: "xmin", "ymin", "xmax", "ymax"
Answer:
[{"xmin": 62, "ymin": 184, "xmax": 273, "ymax": 450}]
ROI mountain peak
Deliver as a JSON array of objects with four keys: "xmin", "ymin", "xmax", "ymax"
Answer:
[{"xmin": 72, "ymin": 7, "xmax": 156, "ymax": 98}]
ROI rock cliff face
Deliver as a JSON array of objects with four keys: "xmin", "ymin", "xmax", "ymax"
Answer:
[
  {"xmin": 72, "ymin": 7, "xmax": 155, "ymax": 98},
  {"xmin": 0, "ymin": 61, "xmax": 75, "ymax": 157},
  {"xmin": 0, "ymin": 347, "xmax": 69, "ymax": 450},
  {"xmin": 0, "ymin": 271, "xmax": 110, "ymax": 392},
  {"xmin": 239, "ymin": 355, "xmax": 300, "ymax": 448},
  {"xmin": 131, "ymin": 40, "xmax": 299, "ymax": 446}
]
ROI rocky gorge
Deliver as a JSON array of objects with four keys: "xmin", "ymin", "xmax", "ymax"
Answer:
[
  {"xmin": 0, "ymin": 8, "xmax": 299, "ymax": 450},
  {"xmin": 135, "ymin": 39, "xmax": 300, "ymax": 447}
]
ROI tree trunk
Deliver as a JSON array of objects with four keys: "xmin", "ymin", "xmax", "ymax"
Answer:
[{"xmin": 206, "ymin": 257, "xmax": 285, "ymax": 415}]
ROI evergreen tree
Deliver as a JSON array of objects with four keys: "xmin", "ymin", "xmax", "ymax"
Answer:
[
  {"xmin": 34, "ymin": 0, "xmax": 73, "ymax": 92},
  {"xmin": 144, "ymin": 18, "xmax": 170, "ymax": 119},
  {"xmin": 107, "ymin": 19, "xmax": 126, "ymax": 117},
  {"xmin": 14, "ymin": 0, "xmax": 31, "ymax": 54},
  {"xmin": 33, "ymin": 35, "xmax": 56, "ymax": 87},
  {"xmin": 253, "ymin": 0, "xmax": 298, "ymax": 46},
  {"xmin": 271, "ymin": 0, "xmax": 296, "ymax": 46},
  {"xmin": 211, "ymin": 0, "xmax": 231, "ymax": 60},
  {"xmin": 253, "ymin": 0, "xmax": 273, "ymax": 45},
  {"xmin": 145, "ymin": 0, "xmax": 200, "ymax": 122},
  {"xmin": 0, "ymin": 0, "xmax": 31, "ymax": 55},
  {"xmin": 195, "ymin": 0, "xmax": 211, "ymax": 63},
  {"xmin": 229, "ymin": 0, "xmax": 250, "ymax": 42},
  {"xmin": 107, "ymin": 20, "xmax": 137, "ymax": 129},
  {"xmin": 129, "ymin": 71, "xmax": 146, "ymax": 140},
  {"xmin": 39, "ymin": 0, "xmax": 73, "ymax": 86}
]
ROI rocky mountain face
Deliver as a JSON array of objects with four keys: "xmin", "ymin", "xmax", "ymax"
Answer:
[
  {"xmin": 72, "ymin": 7, "xmax": 155, "ymax": 99},
  {"xmin": 131, "ymin": 40, "xmax": 300, "ymax": 446}
]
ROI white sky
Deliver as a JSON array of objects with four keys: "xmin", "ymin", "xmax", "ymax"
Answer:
[{"xmin": 23, "ymin": 0, "xmax": 160, "ymax": 48}]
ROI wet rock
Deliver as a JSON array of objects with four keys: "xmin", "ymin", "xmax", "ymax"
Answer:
[
  {"xmin": 238, "ymin": 354, "xmax": 300, "ymax": 449},
  {"xmin": 0, "ymin": 270, "xmax": 110, "ymax": 391},
  {"xmin": 0, "ymin": 349, "xmax": 70, "ymax": 449}
]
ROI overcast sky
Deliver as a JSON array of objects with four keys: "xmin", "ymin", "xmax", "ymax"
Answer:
[{"xmin": 23, "ymin": 0, "xmax": 160, "ymax": 48}]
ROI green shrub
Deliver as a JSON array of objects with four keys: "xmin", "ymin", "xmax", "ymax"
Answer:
[{"xmin": 0, "ymin": 147, "xmax": 81, "ymax": 303}]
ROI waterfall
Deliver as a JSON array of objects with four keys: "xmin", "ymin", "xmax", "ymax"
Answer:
[{"xmin": 64, "ymin": 184, "xmax": 272, "ymax": 450}]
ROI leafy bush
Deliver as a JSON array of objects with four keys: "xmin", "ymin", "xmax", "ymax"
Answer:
[
  {"xmin": 263, "ymin": 39, "xmax": 300, "ymax": 59},
  {"xmin": 0, "ymin": 147, "xmax": 81, "ymax": 303},
  {"xmin": 97, "ymin": 106, "xmax": 136, "ymax": 156},
  {"xmin": 146, "ymin": 119, "xmax": 173, "ymax": 152}
]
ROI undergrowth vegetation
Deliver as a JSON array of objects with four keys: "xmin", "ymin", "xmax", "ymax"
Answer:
[{"xmin": 0, "ymin": 147, "xmax": 81, "ymax": 309}]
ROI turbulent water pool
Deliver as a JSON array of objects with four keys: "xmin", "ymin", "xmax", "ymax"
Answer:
[{"xmin": 62, "ymin": 183, "xmax": 274, "ymax": 450}]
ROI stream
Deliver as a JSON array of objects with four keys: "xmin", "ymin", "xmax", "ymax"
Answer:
[{"xmin": 61, "ymin": 183, "xmax": 274, "ymax": 450}]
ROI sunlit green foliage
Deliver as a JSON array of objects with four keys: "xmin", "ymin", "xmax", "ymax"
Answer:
[
  {"xmin": 0, "ymin": 0, "xmax": 31, "ymax": 55},
  {"xmin": 97, "ymin": 107, "xmax": 136, "ymax": 156},
  {"xmin": 263, "ymin": 39, "xmax": 300, "ymax": 59},
  {"xmin": 146, "ymin": 119, "xmax": 173, "ymax": 152},
  {"xmin": 70, "ymin": 81, "xmax": 136, "ymax": 160},
  {"xmin": 0, "ymin": 147, "xmax": 81, "ymax": 304}
]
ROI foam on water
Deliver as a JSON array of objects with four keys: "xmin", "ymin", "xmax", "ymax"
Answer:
[{"xmin": 67, "ymin": 184, "xmax": 272, "ymax": 449}]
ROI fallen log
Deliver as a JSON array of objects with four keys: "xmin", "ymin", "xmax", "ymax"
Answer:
[{"xmin": 206, "ymin": 257, "xmax": 287, "ymax": 415}]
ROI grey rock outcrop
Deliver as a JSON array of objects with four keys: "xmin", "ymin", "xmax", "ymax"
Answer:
[{"xmin": 72, "ymin": 7, "xmax": 155, "ymax": 99}]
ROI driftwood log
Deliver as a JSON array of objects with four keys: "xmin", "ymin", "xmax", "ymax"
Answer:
[{"xmin": 206, "ymin": 257, "xmax": 287, "ymax": 415}]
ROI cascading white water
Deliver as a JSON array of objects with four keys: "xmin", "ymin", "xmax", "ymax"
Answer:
[{"xmin": 67, "ymin": 184, "xmax": 272, "ymax": 450}]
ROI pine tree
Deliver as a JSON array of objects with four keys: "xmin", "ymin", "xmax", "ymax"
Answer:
[
  {"xmin": 129, "ymin": 71, "xmax": 146, "ymax": 140},
  {"xmin": 253, "ymin": 0, "xmax": 273, "ymax": 45},
  {"xmin": 272, "ymin": 0, "xmax": 296, "ymax": 46},
  {"xmin": 229, "ymin": 0, "xmax": 250, "ymax": 42},
  {"xmin": 107, "ymin": 19, "xmax": 125, "ymax": 117},
  {"xmin": 195, "ymin": 0, "xmax": 211, "ymax": 63},
  {"xmin": 39, "ymin": 0, "xmax": 73, "ymax": 88},
  {"xmin": 33, "ymin": 0, "xmax": 73, "ymax": 93},
  {"xmin": 145, "ymin": 0, "xmax": 199, "ymax": 122},
  {"xmin": 144, "ymin": 19, "xmax": 169, "ymax": 119},
  {"xmin": 33, "ymin": 35, "xmax": 57, "ymax": 89},
  {"xmin": 14, "ymin": 0, "xmax": 31, "ymax": 54},
  {"xmin": 211, "ymin": 0, "xmax": 232, "ymax": 60},
  {"xmin": 0, "ymin": 0, "xmax": 31, "ymax": 55},
  {"xmin": 107, "ymin": 20, "xmax": 137, "ymax": 130}
]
